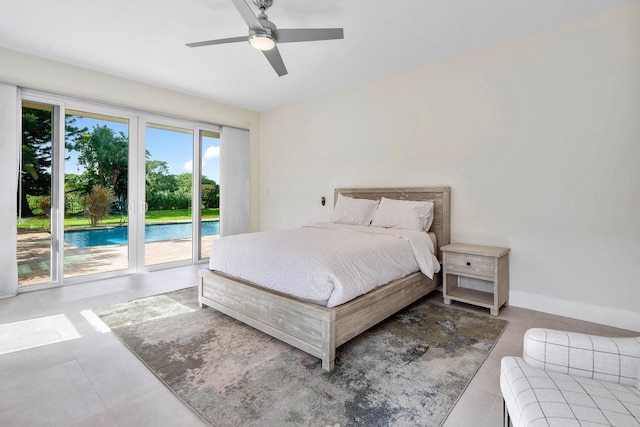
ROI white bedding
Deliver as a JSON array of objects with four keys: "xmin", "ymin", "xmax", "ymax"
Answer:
[{"xmin": 208, "ymin": 223, "xmax": 440, "ymax": 308}]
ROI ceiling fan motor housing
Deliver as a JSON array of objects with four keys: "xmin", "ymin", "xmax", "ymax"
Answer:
[
  {"xmin": 251, "ymin": 0, "xmax": 278, "ymax": 43},
  {"xmin": 253, "ymin": 0, "xmax": 273, "ymax": 10}
]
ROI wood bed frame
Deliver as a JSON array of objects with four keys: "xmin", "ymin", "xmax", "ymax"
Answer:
[{"xmin": 198, "ymin": 186, "xmax": 451, "ymax": 371}]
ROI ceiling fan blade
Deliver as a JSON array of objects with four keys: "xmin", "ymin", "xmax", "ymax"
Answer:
[
  {"xmin": 230, "ymin": 0, "xmax": 264, "ymax": 30},
  {"xmin": 186, "ymin": 36, "xmax": 248, "ymax": 48},
  {"xmin": 277, "ymin": 28, "xmax": 344, "ymax": 43},
  {"xmin": 262, "ymin": 46, "xmax": 288, "ymax": 77}
]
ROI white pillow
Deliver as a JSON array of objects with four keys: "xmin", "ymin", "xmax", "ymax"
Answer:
[
  {"xmin": 331, "ymin": 194, "xmax": 379, "ymax": 226},
  {"xmin": 370, "ymin": 197, "xmax": 435, "ymax": 231}
]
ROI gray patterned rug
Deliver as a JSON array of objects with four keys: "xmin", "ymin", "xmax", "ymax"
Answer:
[{"xmin": 93, "ymin": 287, "xmax": 507, "ymax": 427}]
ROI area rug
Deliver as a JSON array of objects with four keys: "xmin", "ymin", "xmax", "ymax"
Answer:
[{"xmin": 93, "ymin": 287, "xmax": 507, "ymax": 427}]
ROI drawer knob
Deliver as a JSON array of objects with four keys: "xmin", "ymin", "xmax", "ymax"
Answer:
[{"xmin": 466, "ymin": 261, "xmax": 471, "ymax": 266}]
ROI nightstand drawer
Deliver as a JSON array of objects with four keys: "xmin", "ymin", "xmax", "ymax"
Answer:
[{"xmin": 444, "ymin": 252, "xmax": 494, "ymax": 278}]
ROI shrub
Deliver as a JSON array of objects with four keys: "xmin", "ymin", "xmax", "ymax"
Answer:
[
  {"xmin": 146, "ymin": 192, "xmax": 191, "ymax": 211},
  {"xmin": 201, "ymin": 184, "xmax": 219, "ymax": 209},
  {"xmin": 35, "ymin": 195, "xmax": 52, "ymax": 228},
  {"xmin": 35, "ymin": 195, "xmax": 52, "ymax": 217},
  {"xmin": 81, "ymin": 185, "xmax": 114, "ymax": 227},
  {"xmin": 64, "ymin": 191, "xmax": 83, "ymax": 215}
]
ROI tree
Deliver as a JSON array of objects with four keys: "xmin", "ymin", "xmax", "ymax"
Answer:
[
  {"xmin": 175, "ymin": 173, "xmax": 193, "ymax": 196},
  {"xmin": 201, "ymin": 177, "xmax": 220, "ymax": 208},
  {"xmin": 201, "ymin": 184, "xmax": 219, "ymax": 208},
  {"xmin": 174, "ymin": 173, "xmax": 220, "ymax": 208},
  {"xmin": 69, "ymin": 125, "xmax": 128, "ymax": 202},
  {"xmin": 146, "ymin": 160, "xmax": 177, "ymax": 194},
  {"xmin": 19, "ymin": 108, "xmax": 52, "ymax": 217}
]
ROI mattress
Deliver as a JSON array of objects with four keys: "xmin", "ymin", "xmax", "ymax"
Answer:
[{"xmin": 208, "ymin": 222, "xmax": 440, "ymax": 307}]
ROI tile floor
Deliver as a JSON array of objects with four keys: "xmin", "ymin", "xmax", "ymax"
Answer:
[{"xmin": 0, "ymin": 266, "xmax": 636, "ymax": 427}]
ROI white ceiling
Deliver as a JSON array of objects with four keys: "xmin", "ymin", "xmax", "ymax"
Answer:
[{"xmin": 1, "ymin": 0, "xmax": 635, "ymax": 111}]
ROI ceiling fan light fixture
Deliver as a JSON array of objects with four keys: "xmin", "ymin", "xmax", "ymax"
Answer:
[{"xmin": 249, "ymin": 33, "xmax": 276, "ymax": 51}]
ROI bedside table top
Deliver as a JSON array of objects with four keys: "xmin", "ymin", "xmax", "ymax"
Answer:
[{"xmin": 441, "ymin": 243, "xmax": 510, "ymax": 258}]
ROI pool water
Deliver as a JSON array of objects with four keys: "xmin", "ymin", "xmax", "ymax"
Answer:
[{"xmin": 64, "ymin": 221, "xmax": 220, "ymax": 248}]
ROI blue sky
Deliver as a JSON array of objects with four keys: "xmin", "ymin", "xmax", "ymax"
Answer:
[{"xmin": 65, "ymin": 116, "xmax": 220, "ymax": 182}]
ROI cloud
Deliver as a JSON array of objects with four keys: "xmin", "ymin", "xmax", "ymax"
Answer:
[
  {"xmin": 204, "ymin": 145, "xmax": 220, "ymax": 160},
  {"xmin": 182, "ymin": 145, "xmax": 219, "ymax": 172}
]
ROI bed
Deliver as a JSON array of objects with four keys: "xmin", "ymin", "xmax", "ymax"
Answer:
[{"xmin": 198, "ymin": 186, "xmax": 451, "ymax": 371}]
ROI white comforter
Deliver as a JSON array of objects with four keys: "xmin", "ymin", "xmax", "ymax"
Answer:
[{"xmin": 208, "ymin": 223, "xmax": 440, "ymax": 308}]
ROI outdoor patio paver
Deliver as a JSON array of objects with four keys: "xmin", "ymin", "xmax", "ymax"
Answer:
[{"xmin": 17, "ymin": 231, "xmax": 217, "ymax": 287}]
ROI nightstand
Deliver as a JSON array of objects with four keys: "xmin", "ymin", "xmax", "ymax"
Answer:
[{"xmin": 441, "ymin": 243, "xmax": 510, "ymax": 316}]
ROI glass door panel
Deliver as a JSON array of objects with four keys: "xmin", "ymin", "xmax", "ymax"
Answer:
[
  {"xmin": 63, "ymin": 110, "xmax": 130, "ymax": 279},
  {"xmin": 17, "ymin": 101, "xmax": 54, "ymax": 286},
  {"xmin": 144, "ymin": 123, "xmax": 194, "ymax": 266},
  {"xmin": 200, "ymin": 130, "xmax": 221, "ymax": 260}
]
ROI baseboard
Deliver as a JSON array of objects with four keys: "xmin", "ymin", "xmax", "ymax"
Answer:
[{"xmin": 509, "ymin": 290, "xmax": 640, "ymax": 333}]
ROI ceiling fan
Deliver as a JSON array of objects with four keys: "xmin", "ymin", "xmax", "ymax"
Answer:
[{"xmin": 186, "ymin": 0, "xmax": 344, "ymax": 77}]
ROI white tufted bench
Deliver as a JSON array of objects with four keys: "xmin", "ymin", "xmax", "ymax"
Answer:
[{"xmin": 500, "ymin": 328, "xmax": 640, "ymax": 427}]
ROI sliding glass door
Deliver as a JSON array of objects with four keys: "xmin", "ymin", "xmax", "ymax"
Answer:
[
  {"xmin": 144, "ymin": 123, "xmax": 194, "ymax": 267},
  {"xmin": 142, "ymin": 124, "xmax": 221, "ymax": 266},
  {"xmin": 17, "ymin": 102, "xmax": 133, "ymax": 286},
  {"xmin": 17, "ymin": 101, "xmax": 55, "ymax": 286},
  {"xmin": 16, "ymin": 91, "xmax": 222, "ymax": 289},
  {"xmin": 63, "ymin": 110, "xmax": 131, "ymax": 279}
]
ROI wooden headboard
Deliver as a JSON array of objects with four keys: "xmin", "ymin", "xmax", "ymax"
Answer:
[{"xmin": 334, "ymin": 186, "xmax": 451, "ymax": 261}]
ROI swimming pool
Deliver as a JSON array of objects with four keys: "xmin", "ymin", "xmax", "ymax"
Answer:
[{"xmin": 64, "ymin": 221, "xmax": 220, "ymax": 248}]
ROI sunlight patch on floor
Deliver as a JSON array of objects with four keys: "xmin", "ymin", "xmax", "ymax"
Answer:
[
  {"xmin": 0, "ymin": 314, "xmax": 81, "ymax": 355},
  {"xmin": 80, "ymin": 309, "xmax": 111, "ymax": 333}
]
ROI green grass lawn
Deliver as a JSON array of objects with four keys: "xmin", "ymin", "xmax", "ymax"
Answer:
[{"xmin": 17, "ymin": 208, "xmax": 220, "ymax": 230}]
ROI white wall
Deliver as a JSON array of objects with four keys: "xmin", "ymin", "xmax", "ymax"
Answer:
[{"xmin": 259, "ymin": 5, "xmax": 640, "ymax": 331}]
